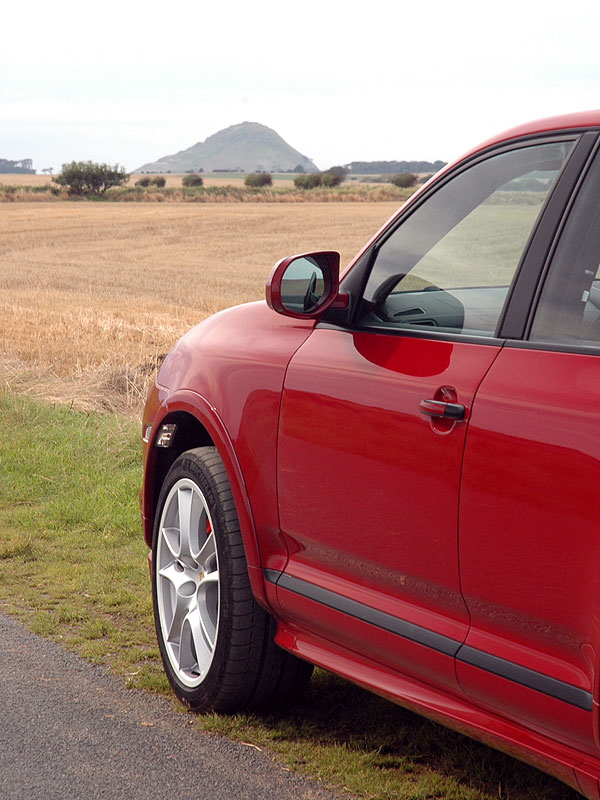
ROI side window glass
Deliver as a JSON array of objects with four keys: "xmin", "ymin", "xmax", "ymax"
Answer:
[
  {"xmin": 359, "ymin": 142, "xmax": 574, "ymax": 336},
  {"xmin": 530, "ymin": 151, "xmax": 600, "ymax": 346}
]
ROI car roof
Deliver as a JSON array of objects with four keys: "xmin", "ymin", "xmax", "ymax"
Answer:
[{"xmin": 466, "ymin": 110, "xmax": 600, "ymax": 158}]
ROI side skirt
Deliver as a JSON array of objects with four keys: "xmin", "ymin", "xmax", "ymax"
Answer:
[{"xmin": 274, "ymin": 623, "xmax": 600, "ymax": 799}]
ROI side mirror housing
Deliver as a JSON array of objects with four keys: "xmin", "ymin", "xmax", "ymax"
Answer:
[{"xmin": 266, "ymin": 251, "xmax": 347, "ymax": 319}]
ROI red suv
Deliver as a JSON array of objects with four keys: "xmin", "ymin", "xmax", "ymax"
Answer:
[{"xmin": 141, "ymin": 111, "xmax": 600, "ymax": 799}]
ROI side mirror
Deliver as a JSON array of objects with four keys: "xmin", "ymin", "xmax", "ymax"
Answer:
[{"xmin": 266, "ymin": 251, "xmax": 347, "ymax": 319}]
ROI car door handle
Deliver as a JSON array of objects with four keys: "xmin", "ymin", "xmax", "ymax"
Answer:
[{"xmin": 419, "ymin": 399, "xmax": 466, "ymax": 420}]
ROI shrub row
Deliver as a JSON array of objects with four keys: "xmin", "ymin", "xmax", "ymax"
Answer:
[
  {"xmin": 134, "ymin": 176, "xmax": 166, "ymax": 188},
  {"xmin": 294, "ymin": 167, "xmax": 347, "ymax": 189}
]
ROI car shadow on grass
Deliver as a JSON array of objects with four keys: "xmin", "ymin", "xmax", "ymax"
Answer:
[{"xmin": 202, "ymin": 669, "xmax": 582, "ymax": 800}]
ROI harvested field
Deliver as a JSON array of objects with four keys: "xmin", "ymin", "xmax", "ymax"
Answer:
[
  {"xmin": 0, "ymin": 174, "xmax": 55, "ymax": 187},
  {"xmin": 0, "ymin": 202, "xmax": 399, "ymax": 414}
]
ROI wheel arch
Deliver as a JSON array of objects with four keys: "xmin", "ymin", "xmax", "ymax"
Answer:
[{"xmin": 143, "ymin": 389, "xmax": 269, "ymax": 608}]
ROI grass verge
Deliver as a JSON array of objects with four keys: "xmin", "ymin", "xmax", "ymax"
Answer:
[{"xmin": 0, "ymin": 392, "xmax": 579, "ymax": 799}]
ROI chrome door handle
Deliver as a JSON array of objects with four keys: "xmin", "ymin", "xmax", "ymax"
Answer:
[{"xmin": 419, "ymin": 399, "xmax": 466, "ymax": 420}]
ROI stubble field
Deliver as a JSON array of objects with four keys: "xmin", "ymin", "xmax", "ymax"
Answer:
[{"xmin": 0, "ymin": 202, "xmax": 398, "ymax": 413}]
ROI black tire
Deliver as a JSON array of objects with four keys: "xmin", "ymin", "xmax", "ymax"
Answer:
[{"xmin": 152, "ymin": 446, "xmax": 313, "ymax": 712}]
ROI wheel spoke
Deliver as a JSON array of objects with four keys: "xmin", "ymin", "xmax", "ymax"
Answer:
[
  {"xmin": 177, "ymin": 486, "xmax": 208, "ymax": 565},
  {"xmin": 200, "ymin": 569, "xmax": 219, "ymax": 586},
  {"xmin": 180, "ymin": 607, "xmax": 212, "ymax": 676},
  {"xmin": 161, "ymin": 526, "xmax": 181, "ymax": 559},
  {"xmin": 197, "ymin": 571, "xmax": 219, "ymax": 647},
  {"xmin": 177, "ymin": 487, "xmax": 195, "ymax": 566},
  {"xmin": 158, "ymin": 562, "xmax": 197, "ymax": 644},
  {"xmin": 197, "ymin": 531, "xmax": 216, "ymax": 571}
]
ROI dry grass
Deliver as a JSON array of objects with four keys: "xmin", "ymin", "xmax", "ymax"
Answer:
[
  {"xmin": 0, "ymin": 202, "xmax": 398, "ymax": 414},
  {"xmin": 0, "ymin": 173, "xmax": 53, "ymax": 186},
  {"xmin": 0, "ymin": 175, "xmax": 411, "ymax": 204},
  {"xmin": 0, "ymin": 173, "xmax": 298, "ymax": 189}
]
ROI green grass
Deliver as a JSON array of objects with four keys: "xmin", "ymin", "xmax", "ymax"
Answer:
[
  {"xmin": 0, "ymin": 392, "xmax": 580, "ymax": 799},
  {"xmin": 0, "ymin": 393, "xmax": 163, "ymax": 689}
]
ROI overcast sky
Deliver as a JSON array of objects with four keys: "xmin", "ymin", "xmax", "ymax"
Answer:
[{"xmin": 3, "ymin": 0, "xmax": 600, "ymax": 172}]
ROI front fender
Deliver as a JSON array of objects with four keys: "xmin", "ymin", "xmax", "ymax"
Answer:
[{"xmin": 142, "ymin": 388, "xmax": 269, "ymax": 608}]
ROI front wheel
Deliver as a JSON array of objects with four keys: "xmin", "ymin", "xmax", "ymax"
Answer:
[{"xmin": 152, "ymin": 446, "xmax": 312, "ymax": 712}]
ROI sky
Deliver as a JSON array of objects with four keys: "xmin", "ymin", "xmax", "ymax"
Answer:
[{"xmin": 3, "ymin": 0, "xmax": 600, "ymax": 173}]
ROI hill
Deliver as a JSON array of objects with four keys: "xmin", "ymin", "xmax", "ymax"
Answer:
[{"xmin": 136, "ymin": 122, "xmax": 318, "ymax": 174}]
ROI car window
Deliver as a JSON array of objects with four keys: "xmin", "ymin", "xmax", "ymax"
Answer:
[
  {"xmin": 359, "ymin": 142, "xmax": 574, "ymax": 337},
  {"xmin": 530, "ymin": 149, "xmax": 600, "ymax": 346}
]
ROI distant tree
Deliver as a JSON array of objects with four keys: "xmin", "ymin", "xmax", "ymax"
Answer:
[
  {"xmin": 292, "ymin": 164, "xmax": 305, "ymax": 173},
  {"xmin": 325, "ymin": 165, "xmax": 348, "ymax": 182},
  {"xmin": 391, "ymin": 172, "xmax": 418, "ymax": 188},
  {"xmin": 0, "ymin": 158, "xmax": 35, "ymax": 174},
  {"xmin": 135, "ymin": 177, "xmax": 152, "ymax": 187},
  {"xmin": 347, "ymin": 160, "xmax": 446, "ymax": 175},
  {"xmin": 151, "ymin": 176, "xmax": 166, "ymax": 187},
  {"xmin": 55, "ymin": 161, "xmax": 129, "ymax": 195},
  {"xmin": 321, "ymin": 168, "xmax": 347, "ymax": 187},
  {"xmin": 182, "ymin": 174, "xmax": 203, "ymax": 187},
  {"xmin": 245, "ymin": 172, "xmax": 272, "ymax": 187},
  {"xmin": 503, "ymin": 176, "xmax": 548, "ymax": 192},
  {"xmin": 294, "ymin": 173, "xmax": 322, "ymax": 189}
]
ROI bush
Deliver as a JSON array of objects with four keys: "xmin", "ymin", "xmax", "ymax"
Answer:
[
  {"xmin": 134, "ymin": 176, "xmax": 165, "ymax": 188},
  {"xmin": 294, "ymin": 173, "xmax": 322, "ymax": 189},
  {"xmin": 325, "ymin": 165, "xmax": 348, "ymax": 183},
  {"xmin": 245, "ymin": 172, "xmax": 272, "ymax": 187},
  {"xmin": 321, "ymin": 171, "xmax": 343, "ymax": 187},
  {"xmin": 182, "ymin": 174, "xmax": 203, "ymax": 187},
  {"xmin": 294, "ymin": 170, "xmax": 346, "ymax": 189},
  {"xmin": 391, "ymin": 172, "xmax": 417, "ymax": 188},
  {"xmin": 55, "ymin": 161, "xmax": 129, "ymax": 195}
]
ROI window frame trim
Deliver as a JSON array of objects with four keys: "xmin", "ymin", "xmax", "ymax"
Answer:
[
  {"xmin": 522, "ymin": 134, "xmax": 600, "ymax": 347},
  {"xmin": 338, "ymin": 130, "xmax": 598, "ymax": 346},
  {"xmin": 499, "ymin": 131, "xmax": 599, "ymax": 340}
]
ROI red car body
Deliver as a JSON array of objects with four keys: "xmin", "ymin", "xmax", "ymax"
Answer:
[{"xmin": 141, "ymin": 111, "xmax": 600, "ymax": 798}]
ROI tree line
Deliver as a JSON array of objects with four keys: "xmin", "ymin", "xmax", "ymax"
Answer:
[
  {"xmin": 346, "ymin": 160, "xmax": 446, "ymax": 174},
  {"xmin": 0, "ymin": 158, "xmax": 35, "ymax": 174}
]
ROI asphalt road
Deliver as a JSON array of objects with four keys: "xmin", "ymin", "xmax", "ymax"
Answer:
[{"xmin": 0, "ymin": 612, "xmax": 338, "ymax": 800}]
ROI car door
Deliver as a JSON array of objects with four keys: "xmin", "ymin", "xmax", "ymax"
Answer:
[
  {"xmin": 271, "ymin": 136, "xmax": 580, "ymax": 694},
  {"xmin": 457, "ymin": 138, "xmax": 600, "ymax": 754}
]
